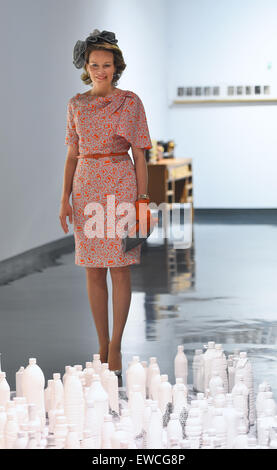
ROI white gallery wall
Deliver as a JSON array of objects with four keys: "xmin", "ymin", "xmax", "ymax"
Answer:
[
  {"xmin": 0, "ymin": 0, "xmax": 167, "ymax": 262},
  {"xmin": 167, "ymin": 0, "xmax": 277, "ymax": 208},
  {"xmin": 0, "ymin": 0, "xmax": 276, "ymax": 263}
]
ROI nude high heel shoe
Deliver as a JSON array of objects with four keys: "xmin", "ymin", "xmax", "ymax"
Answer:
[{"xmin": 109, "ymin": 351, "xmax": 122, "ymax": 376}]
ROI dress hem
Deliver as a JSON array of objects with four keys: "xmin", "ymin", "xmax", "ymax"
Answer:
[{"xmin": 75, "ymin": 260, "xmax": 140, "ymax": 268}]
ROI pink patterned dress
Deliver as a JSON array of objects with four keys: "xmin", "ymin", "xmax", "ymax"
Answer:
[{"xmin": 64, "ymin": 89, "xmax": 152, "ymax": 268}]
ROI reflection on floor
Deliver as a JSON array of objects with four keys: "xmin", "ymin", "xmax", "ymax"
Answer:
[{"xmin": 0, "ymin": 209, "xmax": 277, "ymax": 398}]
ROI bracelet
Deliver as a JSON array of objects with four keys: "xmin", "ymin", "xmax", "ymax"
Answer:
[{"xmin": 137, "ymin": 193, "xmax": 150, "ymax": 199}]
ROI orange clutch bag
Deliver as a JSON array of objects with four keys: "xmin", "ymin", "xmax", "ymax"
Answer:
[{"xmin": 121, "ymin": 198, "xmax": 155, "ymax": 253}]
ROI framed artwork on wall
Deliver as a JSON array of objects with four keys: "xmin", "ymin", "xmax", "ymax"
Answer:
[{"xmin": 172, "ymin": 83, "xmax": 276, "ymax": 104}]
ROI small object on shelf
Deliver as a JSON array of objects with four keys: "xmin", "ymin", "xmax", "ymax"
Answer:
[
  {"xmin": 166, "ymin": 140, "xmax": 175, "ymax": 158},
  {"xmin": 155, "ymin": 140, "xmax": 176, "ymax": 161},
  {"xmin": 157, "ymin": 141, "xmax": 165, "ymax": 162}
]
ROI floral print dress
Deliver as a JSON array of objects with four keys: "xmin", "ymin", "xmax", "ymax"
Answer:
[{"xmin": 65, "ymin": 89, "xmax": 152, "ymax": 267}]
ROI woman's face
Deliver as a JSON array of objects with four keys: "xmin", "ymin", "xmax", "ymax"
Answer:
[{"xmin": 86, "ymin": 49, "xmax": 116, "ymax": 87}]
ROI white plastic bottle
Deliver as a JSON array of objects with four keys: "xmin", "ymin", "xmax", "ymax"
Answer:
[
  {"xmin": 92, "ymin": 354, "xmax": 102, "ymax": 376},
  {"xmin": 107, "ymin": 371, "xmax": 120, "ymax": 415},
  {"xmin": 83, "ymin": 362, "xmax": 93, "ymax": 387},
  {"xmin": 48, "ymin": 407, "xmax": 64, "ymax": 435},
  {"xmin": 149, "ymin": 365, "xmax": 161, "ymax": 402},
  {"xmin": 232, "ymin": 424, "xmax": 249, "ymax": 449},
  {"xmin": 185, "ymin": 408, "xmax": 202, "ymax": 444},
  {"xmin": 128, "ymin": 384, "xmax": 145, "ymax": 437},
  {"xmin": 0, "ymin": 372, "xmax": 10, "ymax": 407},
  {"xmin": 262, "ymin": 391, "xmax": 277, "ymax": 416},
  {"xmin": 213, "ymin": 386, "xmax": 226, "ymax": 409},
  {"xmin": 64, "ymin": 423, "xmax": 81, "ymax": 449},
  {"xmin": 121, "ymin": 408, "xmax": 137, "ymax": 447},
  {"xmin": 192, "ymin": 350, "xmax": 204, "ymax": 393},
  {"xmin": 26, "ymin": 431, "xmax": 38, "ymax": 449},
  {"xmin": 247, "ymin": 436, "xmax": 258, "ymax": 449},
  {"xmin": 27, "ymin": 403, "xmax": 42, "ymax": 445},
  {"xmin": 167, "ymin": 412, "xmax": 183, "ymax": 445},
  {"xmin": 231, "ymin": 374, "xmax": 249, "ymax": 430},
  {"xmin": 52, "ymin": 373, "xmax": 64, "ymax": 410},
  {"xmin": 101, "ymin": 414, "xmax": 115, "ymax": 449},
  {"xmin": 62, "ymin": 365, "xmax": 72, "ymax": 387},
  {"xmin": 213, "ymin": 344, "xmax": 228, "ymax": 393},
  {"xmin": 13, "ymin": 397, "xmax": 28, "ymax": 425},
  {"xmin": 232, "ymin": 349, "xmax": 240, "ymax": 368},
  {"xmin": 5, "ymin": 400, "xmax": 17, "ymax": 420},
  {"xmin": 158, "ymin": 374, "xmax": 172, "ymax": 416},
  {"xmin": 173, "ymin": 382, "xmax": 189, "ymax": 416},
  {"xmin": 53, "ymin": 415, "xmax": 68, "ymax": 442},
  {"xmin": 208, "ymin": 370, "xmax": 223, "ymax": 397},
  {"xmin": 211, "ymin": 408, "xmax": 227, "ymax": 447},
  {"xmin": 174, "ymin": 345, "xmax": 188, "ymax": 386},
  {"xmin": 4, "ymin": 412, "xmax": 19, "ymax": 449},
  {"xmin": 0, "ymin": 406, "xmax": 7, "ymax": 437},
  {"xmin": 206, "ymin": 427, "xmax": 217, "ymax": 448},
  {"xmin": 100, "ymin": 364, "xmax": 111, "ymax": 393},
  {"xmin": 205, "ymin": 397, "xmax": 215, "ymax": 431},
  {"xmin": 81, "ymin": 429, "xmax": 95, "ymax": 449},
  {"xmin": 188, "ymin": 428, "xmax": 201, "ymax": 449},
  {"xmin": 86, "ymin": 374, "xmax": 109, "ymax": 447},
  {"xmin": 203, "ymin": 342, "xmax": 216, "ymax": 392},
  {"xmin": 127, "ymin": 356, "xmax": 146, "ymax": 401},
  {"xmin": 258, "ymin": 408, "xmax": 275, "ymax": 446},
  {"xmin": 63, "ymin": 366, "xmax": 84, "ymax": 440},
  {"xmin": 111, "ymin": 422, "xmax": 129, "ymax": 449},
  {"xmin": 84, "ymin": 399, "xmax": 98, "ymax": 439},
  {"xmin": 196, "ymin": 393, "xmax": 209, "ymax": 431},
  {"xmin": 45, "ymin": 379, "xmax": 53, "ymax": 416},
  {"xmin": 21, "ymin": 358, "xmax": 46, "ymax": 430},
  {"xmin": 227, "ymin": 359, "xmax": 236, "ymax": 393},
  {"xmin": 148, "ymin": 401, "xmax": 163, "ymax": 449},
  {"xmin": 180, "ymin": 438, "xmax": 191, "ymax": 449},
  {"xmin": 142, "ymin": 400, "xmax": 152, "ymax": 445},
  {"xmin": 146, "ymin": 358, "xmax": 160, "ymax": 399},
  {"xmin": 235, "ymin": 352, "xmax": 255, "ymax": 425},
  {"xmin": 13, "ymin": 431, "xmax": 28, "ymax": 449},
  {"xmin": 15, "ymin": 366, "xmax": 25, "ymax": 397},
  {"xmin": 256, "ymin": 382, "xmax": 267, "ymax": 418},
  {"xmin": 222, "ymin": 394, "xmax": 240, "ymax": 448}
]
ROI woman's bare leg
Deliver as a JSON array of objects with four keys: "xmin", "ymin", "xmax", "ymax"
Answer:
[
  {"xmin": 85, "ymin": 267, "xmax": 110, "ymax": 363},
  {"xmin": 108, "ymin": 265, "xmax": 132, "ymax": 370}
]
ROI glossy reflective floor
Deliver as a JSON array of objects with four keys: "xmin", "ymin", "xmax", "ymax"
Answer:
[{"xmin": 1, "ymin": 210, "xmax": 277, "ymax": 398}]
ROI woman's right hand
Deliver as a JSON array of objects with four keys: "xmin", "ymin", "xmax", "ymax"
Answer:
[{"xmin": 59, "ymin": 200, "xmax": 73, "ymax": 234}]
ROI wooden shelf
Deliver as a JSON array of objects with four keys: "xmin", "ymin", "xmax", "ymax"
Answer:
[{"xmin": 147, "ymin": 157, "xmax": 194, "ymax": 219}]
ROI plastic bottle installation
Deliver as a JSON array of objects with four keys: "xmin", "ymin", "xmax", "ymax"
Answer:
[{"xmin": 0, "ymin": 343, "xmax": 276, "ymax": 449}]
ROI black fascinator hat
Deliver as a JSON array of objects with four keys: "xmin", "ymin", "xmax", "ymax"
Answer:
[{"xmin": 73, "ymin": 29, "xmax": 118, "ymax": 69}]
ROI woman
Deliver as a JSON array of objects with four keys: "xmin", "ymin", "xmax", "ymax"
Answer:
[{"xmin": 59, "ymin": 29, "xmax": 155, "ymax": 376}]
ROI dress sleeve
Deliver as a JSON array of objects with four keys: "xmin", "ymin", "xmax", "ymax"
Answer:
[
  {"xmin": 65, "ymin": 99, "xmax": 79, "ymax": 146},
  {"xmin": 115, "ymin": 94, "xmax": 152, "ymax": 150}
]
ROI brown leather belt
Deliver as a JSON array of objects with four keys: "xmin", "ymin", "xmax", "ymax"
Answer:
[{"xmin": 77, "ymin": 152, "xmax": 129, "ymax": 159}]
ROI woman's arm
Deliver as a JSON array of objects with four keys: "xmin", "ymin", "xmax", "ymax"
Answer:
[
  {"xmin": 131, "ymin": 147, "xmax": 148, "ymax": 196},
  {"xmin": 59, "ymin": 144, "xmax": 79, "ymax": 233},
  {"xmin": 60, "ymin": 144, "xmax": 79, "ymax": 202}
]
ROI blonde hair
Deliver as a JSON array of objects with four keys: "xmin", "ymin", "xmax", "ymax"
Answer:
[{"xmin": 80, "ymin": 42, "xmax": 126, "ymax": 87}]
